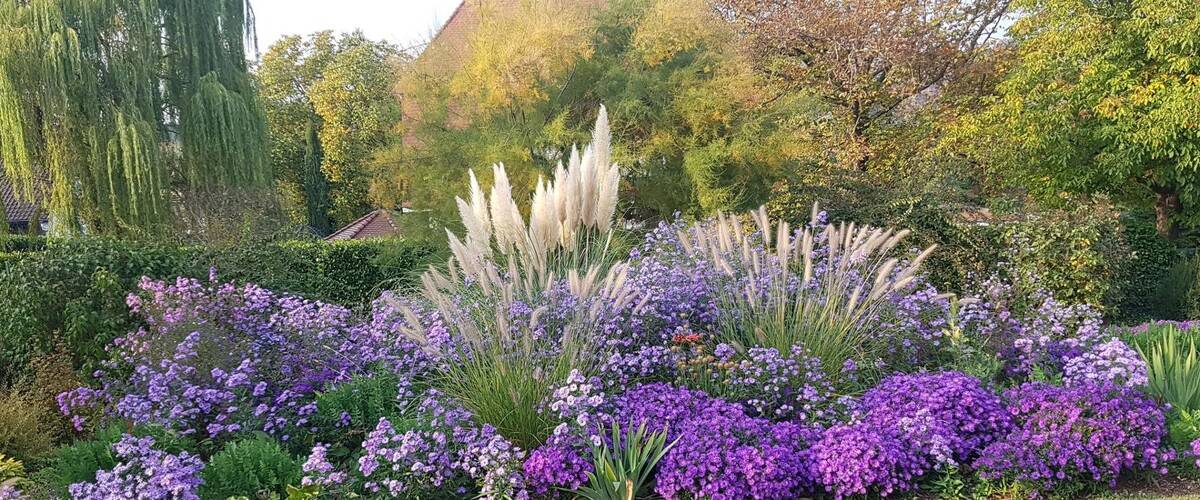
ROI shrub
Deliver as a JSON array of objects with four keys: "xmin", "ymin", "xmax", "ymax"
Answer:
[
  {"xmin": 1152, "ymin": 255, "xmax": 1197, "ymax": 320},
  {"xmin": 975, "ymin": 382, "xmax": 1174, "ymax": 495},
  {"xmin": 199, "ymin": 437, "xmax": 302, "ymax": 500},
  {"xmin": 59, "ymin": 274, "xmax": 425, "ymax": 444},
  {"xmin": 1114, "ymin": 215, "xmax": 1179, "ymax": 321},
  {"xmin": 0, "ymin": 389, "xmax": 55, "ymax": 464},
  {"xmin": 0, "ymin": 237, "xmax": 436, "ymax": 387}
]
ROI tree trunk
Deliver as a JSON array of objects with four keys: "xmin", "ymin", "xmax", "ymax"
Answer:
[{"xmin": 1154, "ymin": 189, "xmax": 1182, "ymax": 241}]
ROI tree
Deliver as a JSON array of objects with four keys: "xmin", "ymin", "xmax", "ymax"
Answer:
[
  {"xmin": 259, "ymin": 31, "xmax": 401, "ymax": 233},
  {"xmin": 0, "ymin": 0, "xmax": 269, "ymax": 234},
  {"xmin": 961, "ymin": 0, "xmax": 1200, "ymax": 239},
  {"xmin": 717, "ymin": 0, "xmax": 1011, "ymax": 171},
  {"xmin": 387, "ymin": 0, "xmax": 820, "ymax": 223}
]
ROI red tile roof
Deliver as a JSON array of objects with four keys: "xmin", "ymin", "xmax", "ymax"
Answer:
[{"xmin": 324, "ymin": 209, "xmax": 404, "ymax": 241}]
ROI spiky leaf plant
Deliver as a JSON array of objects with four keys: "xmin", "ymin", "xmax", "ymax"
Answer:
[
  {"xmin": 678, "ymin": 205, "xmax": 935, "ymax": 381},
  {"xmin": 388, "ymin": 107, "xmax": 643, "ymax": 448},
  {"xmin": 1136, "ymin": 325, "xmax": 1200, "ymax": 411},
  {"xmin": 574, "ymin": 422, "xmax": 676, "ymax": 500}
]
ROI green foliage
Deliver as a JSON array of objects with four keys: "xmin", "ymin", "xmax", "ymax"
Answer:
[
  {"xmin": 33, "ymin": 427, "xmax": 122, "ymax": 495},
  {"xmin": 1116, "ymin": 215, "xmax": 1181, "ymax": 321},
  {"xmin": 259, "ymin": 31, "xmax": 402, "ymax": 233},
  {"xmin": 0, "ymin": 0, "xmax": 268, "ymax": 234},
  {"xmin": 392, "ymin": 0, "xmax": 820, "ymax": 223},
  {"xmin": 0, "ymin": 409, "xmax": 43, "ymax": 475},
  {"xmin": 199, "ymin": 437, "xmax": 302, "ymax": 500},
  {"xmin": 0, "ymin": 349, "xmax": 81, "ymax": 464},
  {"xmin": 575, "ymin": 421, "xmax": 677, "ymax": 500},
  {"xmin": 0, "ymin": 237, "xmax": 438, "ymax": 386},
  {"xmin": 311, "ymin": 369, "xmax": 413, "ymax": 452},
  {"xmin": 1002, "ymin": 206, "xmax": 1129, "ymax": 314},
  {"xmin": 1133, "ymin": 325, "xmax": 1200, "ymax": 412},
  {"xmin": 0, "ymin": 453, "xmax": 27, "ymax": 494},
  {"xmin": 962, "ymin": 0, "xmax": 1200, "ymax": 237},
  {"xmin": 1153, "ymin": 255, "xmax": 1200, "ymax": 320}
]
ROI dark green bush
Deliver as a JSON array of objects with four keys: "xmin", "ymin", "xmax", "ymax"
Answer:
[
  {"xmin": 767, "ymin": 185, "xmax": 1002, "ymax": 294},
  {"xmin": 1112, "ymin": 215, "xmax": 1179, "ymax": 322},
  {"xmin": 199, "ymin": 437, "xmax": 302, "ymax": 500},
  {"xmin": 309, "ymin": 369, "xmax": 421, "ymax": 456},
  {"xmin": 0, "ymin": 237, "xmax": 439, "ymax": 386}
]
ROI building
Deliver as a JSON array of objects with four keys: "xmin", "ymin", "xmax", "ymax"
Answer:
[
  {"xmin": 324, "ymin": 209, "xmax": 406, "ymax": 241},
  {"xmin": 1, "ymin": 177, "xmax": 47, "ymax": 234}
]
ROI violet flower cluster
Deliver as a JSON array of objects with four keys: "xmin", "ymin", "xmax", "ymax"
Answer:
[
  {"xmin": 810, "ymin": 371, "xmax": 1012, "ymax": 498},
  {"xmin": 58, "ymin": 273, "xmax": 425, "ymax": 442},
  {"xmin": 1062, "ymin": 337, "xmax": 1148, "ymax": 388},
  {"xmin": 713, "ymin": 343, "xmax": 836, "ymax": 423},
  {"xmin": 336, "ymin": 390, "xmax": 523, "ymax": 499},
  {"xmin": 68, "ymin": 435, "xmax": 204, "ymax": 500},
  {"xmin": 607, "ymin": 383, "xmax": 819, "ymax": 499},
  {"xmin": 976, "ymin": 382, "xmax": 1174, "ymax": 492},
  {"xmin": 958, "ymin": 272, "xmax": 1105, "ymax": 379}
]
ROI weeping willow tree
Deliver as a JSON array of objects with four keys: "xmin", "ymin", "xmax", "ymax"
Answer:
[{"xmin": 0, "ymin": 0, "xmax": 270, "ymax": 234}]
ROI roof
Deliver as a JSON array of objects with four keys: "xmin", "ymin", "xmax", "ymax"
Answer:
[
  {"xmin": 1, "ymin": 176, "xmax": 44, "ymax": 223},
  {"xmin": 324, "ymin": 209, "xmax": 404, "ymax": 241}
]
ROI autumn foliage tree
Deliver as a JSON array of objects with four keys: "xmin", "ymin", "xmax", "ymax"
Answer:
[
  {"xmin": 387, "ymin": 0, "xmax": 820, "ymax": 223},
  {"xmin": 961, "ymin": 0, "xmax": 1200, "ymax": 239},
  {"xmin": 259, "ymin": 31, "xmax": 401, "ymax": 233},
  {"xmin": 718, "ymin": 0, "xmax": 1011, "ymax": 170}
]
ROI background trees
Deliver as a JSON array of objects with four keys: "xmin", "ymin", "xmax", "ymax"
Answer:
[
  {"xmin": 0, "ymin": 0, "xmax": 269, "ymax": 234},
  {"xmin": 716, "ymin": 0, "xmax": 1011, "ymax": 171},
  {"xmin": 387, "ymin": 0, "xmax": 820, "ymax": 224},
  {"xmin": 961, "ymin": 0, "xmax": 1200, "ymax": 239},
  {"xmin": 258, "ymin": 31, "xmax": 401, "ymax": 234}
]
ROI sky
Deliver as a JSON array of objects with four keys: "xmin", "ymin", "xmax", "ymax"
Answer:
[{"xmin": 250, "ymin": 0, "xmax": 462, "ymax": 57}]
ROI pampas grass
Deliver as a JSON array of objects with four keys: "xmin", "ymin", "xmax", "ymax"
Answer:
[
  {"xmin": 680, "ymin": 204, "xmax": 935, "ymax": 381},
  {"xmin": 388, "ymin": 106, "xmax": 640, "ymax": 448}
]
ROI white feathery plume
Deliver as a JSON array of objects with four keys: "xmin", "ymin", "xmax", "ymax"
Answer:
[
  {"xmin": 488, "ymin": 163, "xmax": 528, "ymax": 255},
  {"xmin": 578, "ymin": 144, "xmax": 597, "ymax": 229}
]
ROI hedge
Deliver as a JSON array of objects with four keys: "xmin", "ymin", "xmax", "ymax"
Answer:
[{"xmin": 0, "ymin": 237, "xmax": 440, "ymax": 386}]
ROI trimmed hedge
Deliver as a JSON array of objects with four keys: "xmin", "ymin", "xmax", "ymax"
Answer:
[{"xmin": 0, "ymin": 237, "xmax": 439, "ymax": 386}]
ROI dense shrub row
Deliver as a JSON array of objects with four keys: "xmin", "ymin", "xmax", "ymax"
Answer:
[{"xmin": 0, "ymin": 237, "xmax": 438, "ymax": 386}]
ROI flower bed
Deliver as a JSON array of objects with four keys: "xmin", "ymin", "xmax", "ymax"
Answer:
[{"xmin": 14, "ymin": 108, "xmax": 1192, "ymax": 500}]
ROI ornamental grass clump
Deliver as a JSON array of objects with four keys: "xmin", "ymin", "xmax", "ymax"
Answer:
[
  {"xmin": 387, "ymin": 107, "xmax": 644, "ymax": 448},
  {"xmin": 676, "ymin": 205, "xmax": 935, "ymax": 379}
]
